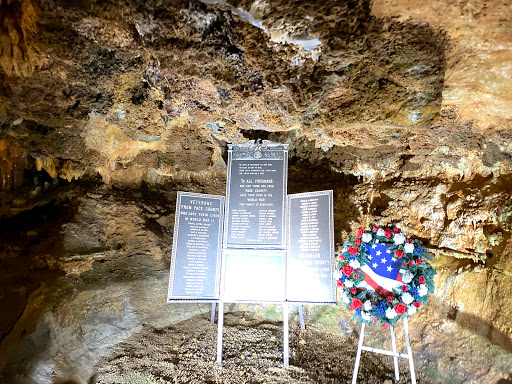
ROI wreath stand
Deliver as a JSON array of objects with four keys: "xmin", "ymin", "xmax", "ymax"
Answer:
[{"xmin": 352, "ymin": 317, "xmax": 416, "ymax": 384}]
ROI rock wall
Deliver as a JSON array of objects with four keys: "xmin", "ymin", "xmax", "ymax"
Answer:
[{"xmin": 0, "ymin": 0, "xmax": 511, "ymax": 383}]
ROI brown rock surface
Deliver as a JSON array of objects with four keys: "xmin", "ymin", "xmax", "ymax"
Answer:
[{"xmin": 0, "ymin": 0, "xmax": 511, "ymax": 383}]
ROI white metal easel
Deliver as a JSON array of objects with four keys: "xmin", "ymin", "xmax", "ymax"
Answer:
[
  {"xmin": 352, "ymin": 317, "xmax": 416, "ymax": 384},
  {"xmin": 210, "ymin": 302, "xmax": 306, "ymax": 366}
]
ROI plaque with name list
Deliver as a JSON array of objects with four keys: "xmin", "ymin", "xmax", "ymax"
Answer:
[
  {"xmin": 167, "ymin": 142, "xmax": 338, "ymax": 367},
  {"xmin": 168, "ymin": 192, "xmax": 224, "ymax": 301},
  {"xmin": 224, "ymin": 141, "xmax": 288, "ymax": 248},
  {"xmin": 286, "ymin": 190, "xmax": 336, "ymax": 303}
]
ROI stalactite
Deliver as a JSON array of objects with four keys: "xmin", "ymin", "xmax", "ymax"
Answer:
[{"xmin": 34, "ymin": 154, "xmax": 58, "ymax": 179}]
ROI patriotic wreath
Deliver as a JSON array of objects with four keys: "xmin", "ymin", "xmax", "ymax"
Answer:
[{"xmin": 335, "ymin": 224, "xmax": 436, "ymax": 327}]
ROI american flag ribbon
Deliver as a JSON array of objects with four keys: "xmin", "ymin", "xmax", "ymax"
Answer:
[{"xmin": 359, "ymin": 242, "xmax": 403, "ymax": 297}]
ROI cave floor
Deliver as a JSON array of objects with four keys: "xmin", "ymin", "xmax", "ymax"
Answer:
[{"xmin": 91, "ymin": 311, "xmax": 421, "ymax": 384}]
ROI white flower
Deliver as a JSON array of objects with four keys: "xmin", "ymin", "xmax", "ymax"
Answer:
[
  {"xmin": 362, "ymin": 233, "xmax": 373, "ymax": 243},
  {"xmin": 364, "ymin": 300, "xmax": 373, "ymax": 311},
  {"xmin": 400, "ymin": 269, "xmax": 414, "ymax": 284},
  {"xmin": 345, "ymin": 280, "xmax": 354, "ymax": 288},
  {"xmin": 342, "ymin": 246, "xmax": 348, "ymax": 253},
  {"xmin": 333, "ymin": 270, "xmax": 342, "ymax": 279},
  {"xmin": 407, "ymin": 305, "xmax": 417, "ymax": 316},
  {"xmin": 393, "ymin": 233, "xmax": 406, "ymax": 245},
  {"xmin": 386, "ymin": 308, "xmax": 397, "ymax": 319},
  {"xmin": 376, "ymin": 228, "xmax": 385, "ymax": 237},
  {"xmin": 349, "ymin": 260, "xmax": 361, "ymax": 269},
  {"xmin": 401, "ymin": 292, "xmax": 414, "ymax": 305},
  {"xmin": 404, "ymin": 243, "xmax": 415, "ymax": 254},
  {"xmin": 341, "ymin": 293, "xmax": 350, "ymax": 304},
  {"xmin": 362, "ymin": 311, "xmax": 371, "ymax": 321},
  {"xmin": 418, "ymin": 284, "xmax": 428, "ymax": 297}
]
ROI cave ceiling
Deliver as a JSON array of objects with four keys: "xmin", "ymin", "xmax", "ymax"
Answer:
[{"xmin": 0, "ymin": 0, "xmax": 509, "ymax": 189}]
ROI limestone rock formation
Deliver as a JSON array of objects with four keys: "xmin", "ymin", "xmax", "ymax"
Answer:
[{"xmin": 0, "ymin": 0, "xmax": 511, "ymax": 383}]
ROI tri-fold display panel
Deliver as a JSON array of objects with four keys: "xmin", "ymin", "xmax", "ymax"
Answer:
[{"xmin": 168, "ymin": 141, "xmax": 335, "ymax": 304}]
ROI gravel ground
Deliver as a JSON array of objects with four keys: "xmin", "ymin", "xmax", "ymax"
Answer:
[{"xmin": 90, "ymin": 311, "xmax": 418, "ymax": 384}]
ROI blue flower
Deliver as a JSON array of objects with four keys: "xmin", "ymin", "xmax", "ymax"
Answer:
[
  {"xmin": 355, "ymin": 308, "xmax": 362, "ymax": 315},
  {"xmin": 414, "ymin": 247, "xmax": 423, "ymax": 256},
  {"xmin": 410, "ymin": 287, "xmax": 419, "ymax": 298},
  {"xmin": 348, "ymin": 255, "xmax": 355, "ymax": 260},
  {"xmin": 340, "ymin": 275, "xmax": 347, "ymax": 282},
  {"xmin": 375, "ymin": 307, "xmax": 386, "ymax": 317},
  {"xmin": 377, "ymin": 301, "xmax": 387, "ymax": 309}
]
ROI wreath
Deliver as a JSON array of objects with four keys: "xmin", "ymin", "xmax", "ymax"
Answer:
[{"xmin": 335, "ymin": 224, "xmax": 436, "ymax": 327}]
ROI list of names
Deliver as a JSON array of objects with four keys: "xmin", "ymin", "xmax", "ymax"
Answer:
[
  {"xmin": 287, "ymin": 191, "xmax": 334, "ymax": 303},
  {"xmin": 296, "ymin": 198, "xmax": 329, "ymax": 280},
  {"xmin": 227, "ymin": 159, "xmax": 285, "ymax": 245},
  {"xmin": 170, "ymin": 194, "xmax": 223, "ymax": 299}
]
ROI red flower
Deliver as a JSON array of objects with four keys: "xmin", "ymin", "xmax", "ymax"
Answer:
[
  {"xmin": 419, "ymin": 276, "xmax": 426, "ymax": 284},
  {"xmin": 373, "ymin": 225, "xmax": 379, "ymax": 232},
  {"xmin": 350, "ymin": 288, "xmax": 357, "ymax": 294},
  {"xmin": 393, "ymin": 227, "xmax": 402, "ymax": 233},
  {"xmin": 413, "ymin": 302, "xmax": 421, "ymax": 308},
  {"xmin": 401, "ymin": 285, "xmax": 408, "ymax": 291},
  {"xmin": 339, "ymin": 255, "xmax": 345, "ymax": 261},
  {"xmin": 408, "ymin": 260, "xmax": 415, "ymax": 266},
  {"xmin": 385, "ymin": 232, "xmax": 392, "ymax": 239},
  {"xmin": 406, "ymin": 238, "xmax": 413, "ymax": 243},
  {"xmin": 349, "ymin": 298, "xmax": 363, "ymax": 310},
  {"xmin": 394, "ymin": 303, "xmax": 407, "ymax": 315},
  {"xmin": 337, "ymin": 281, "xmax": 344, "ymax": 287},
  {"xmin": 387, "ymin": 296, "xmax": 394, "ymax": 303},
  {"xmin": 348, "ymin": 247, "xmax": 358, "ymax": 255},
  {"xmin": 355, "ymin": 239, "xmax": 361, "ymax": 245},
  {"xmin": 342, "ymin": 265, "xmax": 354, "ymax": 276},
  {"xmin": 385, "ymin": 227, "xmax": 391, "ymax": 233},
  {"xmin": 395, "ymin": 250, "xmax": 403, "ymax": 258},
  {"xmin": 382, "ymin": 323, "xmax": 389, "ymax": 329},
  {"xmin": 357, "ymin": 228, "xmax": 364, "ymax": 237},
  {"xmin": 417, "ymin": 259, "xmax": 423, "ymax": 265},
  {"xmin": 372, "ymin": 317, "xmax": 378, "ymax": 323}
]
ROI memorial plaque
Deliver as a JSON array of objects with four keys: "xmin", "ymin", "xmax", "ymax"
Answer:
[
  {"xmin": 221, "ymin": 249, "xmax": 286, "ymax": 302},
  {"xmin": 286, "ymin": 190, "xmax": 335, "ymax": 303},
  {"xmin": 167, "ymin": 142, "xmax": 337, "ymax": 366},
  {"xmin": 168, "ymin": 192, "xmax": 224, "ymax": 301},
  {"xmin": 224, "ymin": 141, "xmax": 288, "ymax": 248}
]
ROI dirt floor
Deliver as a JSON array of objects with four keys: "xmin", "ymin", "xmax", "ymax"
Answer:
[{"xmin": 90, "ymin": 311, "xmax": 420, "ymax": 384}]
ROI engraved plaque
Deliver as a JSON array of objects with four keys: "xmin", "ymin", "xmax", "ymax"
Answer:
[
  {"xmin": 168, "ymin": 192, "xmax": 224, "ymax": 301},
  {"xmin": 221, "ymin": 249, "xmax": 286, "ymax": 302},
  {"xmin": 224, "ymin": 140, "xmax": 288, "ymax": 248},
  {"xmin": 286, "ymin": 191, "xmax": 335, "ymax": 303}
]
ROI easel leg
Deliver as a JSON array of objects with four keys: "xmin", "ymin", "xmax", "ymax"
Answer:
[
  {"xmin": 390, "ymin": 325, "xmax": 400, "ymax": 381},
  {"xmin": 298, "ymin": 304, "xmax": 305, "ymax": 330},
  {"xmin": 351, "ymin": 322, "xmax": 366, "ymax": 384},
  {"xmin": 210, "ymin": 302, "xmax": 216, "ymax": 325},
  {"xmin": 403, "ymin": 318, "xmax": 417, "ymax": 384},
  {"xmin": 283, "ymin": 302, "xmax": 289, "ymax": 366},
  {"xmin": 216, "ymin": 302, "xmax": 224, "ymax": 363}
]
